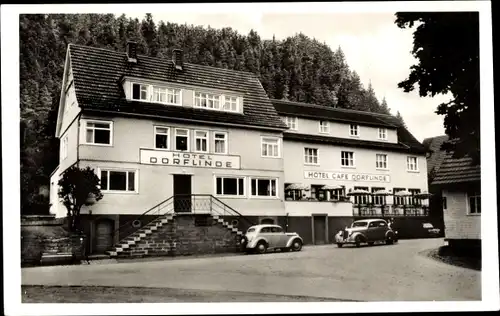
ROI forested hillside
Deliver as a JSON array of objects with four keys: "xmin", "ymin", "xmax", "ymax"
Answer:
[{"xmin": 20, "ymin": 13, "xmax": 394, "ymax": 214}]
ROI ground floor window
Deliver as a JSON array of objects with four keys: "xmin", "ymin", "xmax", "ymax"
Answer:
[
  {"xmin": 468, "ymin": 191, "xmax": 481, "ymax": 214},
  {"xmin": 251, "ymin": 178, "xmax": 277, "ymax": 197},
  {"xmin": 215, "ymin": 176, "xmax": 245, "ymax": 196},
  {"xmin": 100, "ymin": 169, "xmax": 136, "ymax": 192}
]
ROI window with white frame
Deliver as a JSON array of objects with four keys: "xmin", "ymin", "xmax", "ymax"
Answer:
[
  {"xmin": 349, "ymin": 124, "xmax": 359, "ymax": 136},
  {"xmin": 376, "ymin": 154, "xmax": 388, "ymax": 169},
  {"xmin": 222, "ymin": 96, "xmax": 239, "ymax": 112},
  {"xmin": 85, "ymin": 120, "xmax": 112, "ymax": 145},
  {"xmin": 304, "ymin": 148, "xmax": 319, "ymax": 165},
  {"xmin": 215, "ymin": 176, "xmax": 245, "ymax": 196},
  {"xmin": 393, "ymin": 188, "xmax": 406, "ymax": 205},
  {"xmin": 152, "ymin": 86, "xmax": 180, "ymax": 105},
  {"xmin": 408, "ymin": 188, "xmax": 421, "ymax": 205},
  {"xmin": 283, "ymin": 116, "xmax": 298, "ymax": 130},
  {"xmin": 214, "ymin": 132, "xmax": 227, "ymax": 154},
  {"xmin": 371, "ymin": 187, "xmax": 386, "ymax": 205},
  {"xmin": 353, "ymin": 186, "xmax": 369, "ymax": 204},
  {"xmin": 261, "ymin": 137, "xmax": 280, "ymax": 158},
  {"xmin": 132, "ymin": 83, "xmax": 149, "ymax": 101},
  {"xmin": 341, "ymin": 151, "xmax": 355, "ymax": 167},
  {"xmin": 378, "ymin": 128, "xmax": 387, "ymax": 140},
  {"xmin": 319, "ymin": 120, "xmax": 330, "ymax": 133},
  {"xmin": 251, "ymin": 178, "xmax": 277, "ymax": 197},
  {"xmin": 175, "ymin": 129, "xmax": 189, "ymax": 151},
  {"xmin": 60, "ymin": 135, "xmax": 68, "ymax": 161},
  {"xmin": 468, "ymin": 191, "xmax": 481, "ymax": 214},
  {"xmin": 407, "ymin": 156, "xmax": 418, "ymax": 171},
  {"xmin": 100, "ymin": 169, "xmax": 136, "ymax": 192},
  {"xmin": 194, "ymin": 92, "xmax": 221, "ymax": 109},
  {"xmin": 194, "ymin": 130, "xmax": 209, "ymax": 152},
  {"xmin": 155, "ymin": 126, "xmax": 169, "ymax": 149}
]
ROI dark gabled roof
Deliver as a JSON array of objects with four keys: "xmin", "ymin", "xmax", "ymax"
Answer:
[
  {"xmin": 284, "ymin": 132, "xmax": 426, "ymax": 154},
  {"xmin": 423, "ymin": 135, "xmax": 449, "ymax": 174},
  {"xmin": 431, "ymin": 150, "xmax": 481, "ymax": 185},
  {"xmin": 272, "ymin": 99, "xmax": 426, "ymax": 154},
  {"xmin": 68, "ymin": 44, "xmax": 287, "ymax": 130}
]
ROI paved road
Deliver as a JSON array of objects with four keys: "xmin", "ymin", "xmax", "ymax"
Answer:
[{"xmin": 22, "ymin": 238, "xmax": 480, "ymax": 301}]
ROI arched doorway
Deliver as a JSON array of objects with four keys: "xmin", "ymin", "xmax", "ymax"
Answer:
[
  {"xmin": 260, "ymin": 218, "xmax": 275, "ymax": 225},
  {"xmin": 94, "ymin": 219, "xmax": 114, "ymax": 253}
]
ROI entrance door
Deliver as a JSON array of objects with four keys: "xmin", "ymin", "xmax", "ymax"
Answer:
[
  {"xmin": 95, "ymin": 219, "xmax": 114, "ymax": 253},
  {"xmin": 173, "ymin": 174, "xmax": 192, "ymax": 212},
  {"xmin": 313, "ymin": 215, "xmax": 327, "ymax": 245}
]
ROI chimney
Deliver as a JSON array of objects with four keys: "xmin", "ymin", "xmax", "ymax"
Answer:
[
  {"xmin": 126, "ymin": 41, "xmax": 137, "ymax": 63},
  {"xmin": 172, "ymin": 49, "xmax": 183, "ymax": 70}
]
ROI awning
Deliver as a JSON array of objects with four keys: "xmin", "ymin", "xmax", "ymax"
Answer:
[
  {"xmin": 347, "ymin": 189, "xmax": 371, "ymax": 196},
  {"xmin": 372, "ymin": 189, "xmax": 392, "ymax": 196},
  {"xmin": 285, "ymin": 183, "xmax": 309, "ymax": 190},
  {"xmin": 322, "ymin": 185, "xmax": 344, "ymax": 190},
  {"xmin": 394, "ymin": 190, "xmax": 412, "ymax": 196}
]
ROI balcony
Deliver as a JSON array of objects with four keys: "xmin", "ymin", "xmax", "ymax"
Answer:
[{"xmin": 353, "ymin": 204, "xmax": 429, "ymax": 217}]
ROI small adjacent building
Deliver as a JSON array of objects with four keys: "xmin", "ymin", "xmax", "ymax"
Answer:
[{"xmin": 430, "ymin": 145, "xmax": 481, "ymax": 250}]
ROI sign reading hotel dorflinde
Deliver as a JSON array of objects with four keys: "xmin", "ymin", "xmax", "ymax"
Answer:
[
  {"xmin": 304, "ymin": 170, "xmax": 390, "ymax": 183},
  {"xmin": 140, "ymin": 149, "xmax": 241, "ymax": 169}
]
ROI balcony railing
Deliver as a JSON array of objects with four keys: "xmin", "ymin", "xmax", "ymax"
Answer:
[{"xmin": 353, "ymin": 205, "xmax": 429, "ymax": 217}]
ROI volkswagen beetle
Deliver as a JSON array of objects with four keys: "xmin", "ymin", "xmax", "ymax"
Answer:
[
  {"xmin": 335, "ymin": 219, "xmax": 397, "ymax": 248},
  {"xmin": 241, "ymin": 224, "xmax": 303, "ymax": 254}
]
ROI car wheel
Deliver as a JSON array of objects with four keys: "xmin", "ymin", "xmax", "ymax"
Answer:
[
  {"xmin": 291, "ymin": 239, "xmax": 303, "ymax": 251},
  {"xmin": 256, "ymin": 241, "xmax": 267, "ymax": 254},
  {"xmin": 367, "ymin": 242, "xmax": 374, "ymax": 246},
  {"xmin": 355, "ymin": 236, "xmax": 362, "ymax": 248},
  {"xmin": 386, "ymin": 235, "xmax": 394, "ymax": 245},
  {"xmin": 337, "ymin": 243, "xmax": 343, "ymax": 248}
]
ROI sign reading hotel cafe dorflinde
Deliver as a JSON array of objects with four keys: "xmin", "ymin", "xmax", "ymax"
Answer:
[
  {"xmin": 140, "ymin": 149, "xmax": 241, "ymax": 169},
  {"xmin": 304, "ymin": 170, "xmax": 391, "ymax": 183}
]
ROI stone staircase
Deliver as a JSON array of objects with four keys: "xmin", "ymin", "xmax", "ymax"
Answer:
[{"xmin": 107, "ymin": 213, "xmax": 245, "ymax": 258}]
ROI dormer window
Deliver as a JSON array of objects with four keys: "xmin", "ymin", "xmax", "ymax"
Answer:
[
  {"xmin": 223, "ymin": 96, "xmax": 238, "ymax": 112},
  {"xmin": 283, "ymin": 117, "xmax": 298, "ymax": 130},
  {"xmin": 378, "ymin": 128, "xmax": 387, "ymax": 140},
  {"xmin": 319, "ymin": 120, "xmax": 329, "ymax": 133},
  {"xmin": 195, "ymin": 92, "xmax": 220, "ymax": 109},
  {"xmin": 132, "ymin": 83, "xmax": 148, "ymax": 101}
]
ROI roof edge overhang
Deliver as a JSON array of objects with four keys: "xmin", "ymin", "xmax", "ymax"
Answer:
[
  {"xmin": 431, "ymin": 178, "xmax": 481, "ymax": 187},
  {"xmin": 80, "ymin": 108, "xmax": 288, "ymax": 133},
  {"xmin": 275, "ymin": 110, "xmax": 396, "ymax": 129},
  {"xmin": 283, "ymin": 132, "xmax": 426, "ymax": 155}
]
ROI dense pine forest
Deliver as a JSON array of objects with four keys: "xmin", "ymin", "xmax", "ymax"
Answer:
[{"xmin": 20, "ymin": 13, "xmax": 402, "ymax": 214}]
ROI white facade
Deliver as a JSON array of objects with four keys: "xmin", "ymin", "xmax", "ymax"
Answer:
[{"xmin": 443, "ymin": 188, "xmax": 481, "ymax": 240}]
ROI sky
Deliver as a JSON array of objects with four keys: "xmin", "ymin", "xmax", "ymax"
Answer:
[{"xmin": 126, "ymin": 11, "xmax": 453, "ymax": 142}]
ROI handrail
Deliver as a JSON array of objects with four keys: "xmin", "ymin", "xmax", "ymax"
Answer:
[{"xmin": 209, "ymin": 196, "xmax": 256, "ymax": 226}]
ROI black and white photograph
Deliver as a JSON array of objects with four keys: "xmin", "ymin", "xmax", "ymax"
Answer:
[{"xmin": 2, "ymin": 1, "xmax": 498, "ymax": 315}]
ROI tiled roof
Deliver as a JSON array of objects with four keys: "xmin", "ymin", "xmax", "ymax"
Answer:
[
  {"xmin": 423, "ymin": 135, "xmax": 449, "ymax": 174},
  {"xmin": 284, "ymin": 132, "xmax": 426, "ymax": 154},
  {"xmin": 272, "ymin": 99, "xmax": 426, "ymax": 154},
  {"xmin": 68, "ymin": 44, "xmax": 287, "ymax": 130},
  {"xmin": 431, "ymin": 151, "xmax": 481, "ymax": 185}
]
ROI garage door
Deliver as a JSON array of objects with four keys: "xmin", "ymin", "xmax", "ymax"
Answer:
[
  {"xmin": 313, "ymin": 215, "xmax": 327, "ymax": 245},
  {"xmin": 95, "ymin": 219, "xmax": 114, "ymax": 253}
]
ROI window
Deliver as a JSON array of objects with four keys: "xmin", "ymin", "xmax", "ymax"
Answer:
[
  {"xmin": 194, "ymin": 92, "xmax": 221, "ymax": 109},
  {"xmin": 251, "ymin": 178, "xmax": 277, "ymax": 197},
  {"xmin": 261, "ymin": 137, "xmax": 280, "ymax": 158},
  {"xmin": 222, "ymin": 96, "xmax": 239, "ymax": 112},
  {"xmin": 215, "ymin": 176, "xmax": 245, "ymax": 196},
  {"xmin": 132, "ymin": 83, "xmax": 149, "ymax": 101},
  {"xmin": 304, "ymin": 148, "xmax": 319, "ymax": 165},
  {"xmin": 468, "ymin": 191, "xmax": 481, "ymax": 214},
  {"xmin": 407, "ymin": 156, "xmax": 418, "ymax": 171},
  {"xmin": 409, "ymin": 189, "xmax": 421, "ymax": 205},
  {"xmin": 393, "ymin": 188, "xmax": 406, "ymax": 205},
  {"xmin": 260, "ymin": 227, "xmax": 272, "ymax": 233},
  {"xmin": 311, "ymin": 185, "xmax": 327, "ymax": 201},
  {"xmin": 194, "ymin": 130, "xmax": 209, "ymax": 152},
  {"xmin": 85, "ymin": 120, "xmax": 112, "ymax": 145},
  {"xmin": 372, "ymin": 187, "xmax": 386, "ymax": 205},
  {"xmin": 350, "ymin": 124, "xmax": 359, "ymax": 136},
  {"xmin": 378, "ymin": 128, "xmax": 387, "ymax": 140},
  {"xmin": 283, "ymin": 116, "xmax": 298, "ymax": 130},
  {"xmin": 100, "ymin": 169, "xmax": 136, "ymax": 192},
  {"xmin": 175, "ymin": 129, "xmax": 189, "ymax": 151},
  {"xmin": 271, "ymin": 226, "xmax": 283, "ymax": 233},
  {"xmin": 341, "ymin": 151, "xmax": 355, "ymax": 167},
  {"xmin": 153, "ymin": 86, "xmax": 180, "ymax": 105},
  {"xmin": 214, "ymin": 132, "xmax": 228, "ymax": 154},
  {"xmin": 155, "ymin": 127, "xmax": 169, "ymax": 149},
  {"xmin": 60, "ymin": 135, "xmax": 68, "ymax": 161},
  {"xmin": 353, "ymin": 186, "xmax": 369, "ymax": 204},
  {"xmin": 376, "ymin": 154, "xmax": 388, "ymax": 169},
  {"xmin": 319, "ymin": 120, "xmax": 329, "ymax": 133}
]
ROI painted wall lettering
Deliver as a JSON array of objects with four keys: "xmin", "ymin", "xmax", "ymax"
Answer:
[
  {"xmin": 140, "ymin": 149, "xmax": 241, "ymax": 169},
  {"xmin": 304, "ymin": 170, "xmax": 391, "ymax": 183}
]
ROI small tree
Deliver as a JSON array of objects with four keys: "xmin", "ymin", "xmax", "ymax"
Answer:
[{"xmin": 58, "ymin": 166, "xmax": 103, "ymax": 232}]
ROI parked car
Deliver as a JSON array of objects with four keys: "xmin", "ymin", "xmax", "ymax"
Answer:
[
  {"xmin": 335, "ymin": 219, "xmax": 397, "ymax": 248},
  {"xmin": 240, "ymin": 224, "xmax": 303, "ymax": 254},
  {"xmin": 422, "ymin": 222, "xmax": 441, "ymax": 238}
]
